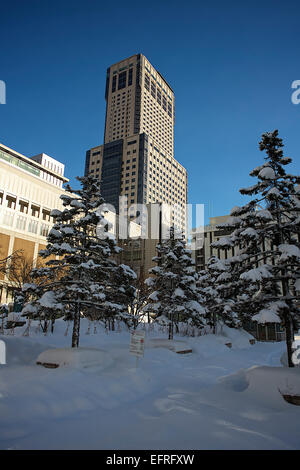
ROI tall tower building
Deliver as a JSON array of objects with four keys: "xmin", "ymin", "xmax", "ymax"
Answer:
[{"xmin": 85, "ymin": 53, "xmax": 187, "ymax": 234}]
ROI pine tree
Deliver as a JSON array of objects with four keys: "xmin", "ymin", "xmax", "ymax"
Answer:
[
  {"xmin": 212, "ymin": 130, "xmax": 300, "ymax": 366},
  {"xmin": 144, "ymin": 227, "xmax": 206, "ymax": 339},
  {"xmin": 197, "ymin": 256, "xmax": 241, "ymax": 332},
  {"xmin": 129, "ymin": 271, "xmax": 150, "ymax": 329},
  {"xmin": 21, "ymin": 176, "xmax": 136, "ymax": 347}
]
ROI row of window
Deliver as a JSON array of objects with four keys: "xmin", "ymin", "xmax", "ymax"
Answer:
[
  {"xmin": 149, "ymin": 159, "xmax": 185, "ymax": 181},
  {"xmin": 148, "ymin": 143, "xmax": 185, "ymax": 175},
  {"xmin": 1, "ymin": 209, "xmax": 50, "ymax": 237},
  {"xmin": 0, "ymin": 149, "xmax": 63, "ymax": 188},
  {"xmin": 111, "ymin": 68, "xmax": 133, "ymax": 93},
  {"xmin": 144, "ymin": 73, "xmax": 173, "ymax": 116},
  {"xmin": 142, "ymin": 95, "xmax": 173, "ymax": 153},
  {"xmin": 0, "ymin": 192, "xmax": 52, "ymax": 221},
  {"xmin": 144, "ymin": 66, "xmax": 172, "ymax": 99}
]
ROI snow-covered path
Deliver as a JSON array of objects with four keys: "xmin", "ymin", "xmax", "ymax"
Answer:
[{"xmin": 0, "ymin": 322, "xmax": 299, "ymax": 450}]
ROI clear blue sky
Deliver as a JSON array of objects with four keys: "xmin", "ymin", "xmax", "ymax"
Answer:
[{"xmin": 0, "ymin": 0, "xmax": 299, "ymax": 224}]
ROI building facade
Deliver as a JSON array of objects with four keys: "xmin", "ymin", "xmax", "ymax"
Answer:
[
  {"xmin": 0, "ymin": 143, "xmax": 69, "ymax": 303},
  {"xmin": 191, "ymin": 215, "xmax": 233, "ymax": 271},
  {"xmin": 85, "ymin": 54, "xmax": 188, "ymax": 236},
  {"xmin": 104, "ymin": 204, "xmax": 171, "ymax": 280}
]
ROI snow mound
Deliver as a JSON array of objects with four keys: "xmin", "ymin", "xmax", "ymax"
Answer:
[
  {"xmin": 220, "ymin": 325, "xmax": 255, "ymax": 348},
  {"xmin": 245, "ymin": 366, "xmax": 300, "ymax": 404},
  {"xmin": 188, "ymin": 334, "xmax": 231, "ymax": 358},
  {"xmin": 219, "ymin": 365, "xmax": 300, "ymax": 408},
  {"xmin": 36, "ymin": 347, "xmax": 113, "ymax": 369},
  {"xmin": 2, "ymin": 336, "xmax": 48, "ymax": 365},
  {"xmin": 219, "ymin": 369, "xmax": 249, "ymax": 392},
  {"xmin": 146, "ymin": 338, "xmax": 192, "ymax": 353}
]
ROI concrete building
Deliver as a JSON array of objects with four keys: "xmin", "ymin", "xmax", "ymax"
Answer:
[
  {"xmin": 85, "ymin": 53, "xmax": 188, "ymax": 236},
  {"xmin": 104, "ymin": 203, "xmax": 170, "ymax": 280},
  {"xmin": 191, "ymin": 215, "xmax": 288, "ymax": 341},
  {"xmin": 0, "ymin": 143, "xmax": 69, "ymax": 303},
  {"xmin": 191, "ymin": 215, "xmax": 233, "ymax": 271}
]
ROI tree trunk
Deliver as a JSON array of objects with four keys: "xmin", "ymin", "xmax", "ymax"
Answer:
[
  {"xmin": 285, "ymin": 312, "xmax": 295, "ymax": 367},
  {"xmin": 1, "ymin": 313, "xmax": 4, "ymax": 334},
  {"xmin": 43, "ymin": 319, "xmax": 48, "ymax": 334},
  {"xmin": 72, "ymin": 302, "xmax": 81, "ymax": 348},
  {"xmin": 212, "ymin": 311, "xmax": 217, "ymax": 334},
  {"xmin": 168, "ymin": 318, "xmax": 174, "ymax": 340},
  {"xmin": 51, "ymin": 317, "xmax": 55, "ymax": 334}
]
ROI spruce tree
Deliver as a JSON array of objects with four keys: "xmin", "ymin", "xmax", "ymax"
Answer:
[
  {"xmin": 22, "ymin": 176, "xmax": 136, "ymax": 347},
  {"xmin": 212, "ymin": 130, "xmax": 300, "ymax": 366},
  {"xmin": 144, "ymin": 228, "xmax": 206, "ymax": 339},
  {"xmin": 197, "ymin": 256, "xmax": 241, "ymax": 332}
]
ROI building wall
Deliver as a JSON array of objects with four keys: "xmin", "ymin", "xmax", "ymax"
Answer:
[
  {"xmin": 192, "ymin": 215, "xmax": 234, "ymax": 271},
  {"xmin": 103, "ymin": 53, "xmax": 175, "ymax": 156},
  {"xmin": 104, "ymin": 54, "xmax": 138, "ymax": 144},
  {"xmin": 86, "ymin": 53, "xmax": 188, "ymax": 276},
  {"xmin": 86, "ymin": 135, "xmax": 187, "ymax": 234},
  {"xmin": 0, "ymin": 144, "xmax": 69, "ymax": 303}
]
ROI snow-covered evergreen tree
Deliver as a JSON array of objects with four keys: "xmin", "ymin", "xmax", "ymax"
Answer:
[
  {"xmin": 21, "ymin": 176, "xmax": 136, "ymax": 347},
  {"xmin": 197, "ymin": 256, "xmax": 241, "ymax": 332},
  {"xmin": 128, "ymin": 272, "xmax": 150, "ymax": 329},
  {"xmin": 212, "ymin": 130, "xmax": 300, "ymax": 366},
  {"xmin": 144, "ymin": 227, "xmax": 206, "ymax": 338}
]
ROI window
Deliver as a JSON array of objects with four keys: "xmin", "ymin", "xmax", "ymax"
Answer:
[
  {"xmin": 28, "ymin": 219, "xmax": 38, "ymax": 234},
  {"xmin": 16, "ymin": 215, "xmax": 26, "ymax": 231},
  {"xmin": 3, "ymin": 210, "xmax": 14, "ymax": 227},
  {"xmin": 128, "ymin": 68, "xmax": 133, "ymax": 86},
  {"xmin": 157, "ymin": 89, "xmax": 161, "ymax": 105},
  {"xmin": 112, "ymin": 75, "xmax": 117, "ymax": 93},
  {"xmin": 6, "ymin": 195, "xmax": 16, "ymax": 209},
  {"xmin": 144, "ymin": 74, "xmax": 150, "ymax": 91},
  {"xmin": 42, "ymin": 209, "xmax": 51, "ymax": 221},
  {"xmin": 118, "ymin": 71, "xmax": 127, "ymax": 90},
  {"xmin": 19, "ymin": 200, "xmax": 29, "ymax": 214},
  {"xmin": 31, "ymin": 205, "xmax": 40, "ymax": 218},
  {"xmin": 40, "ymin": 223, "xmax": 49, "ymax": 237},
  {"xmin": 162, "ymin": 96, "xmax": 167, "ymax": 111}
]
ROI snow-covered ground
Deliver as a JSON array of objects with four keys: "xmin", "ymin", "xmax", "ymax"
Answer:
[{"xmin": 0, "ymin": 319, "xmax": 300, "ymax": 450}]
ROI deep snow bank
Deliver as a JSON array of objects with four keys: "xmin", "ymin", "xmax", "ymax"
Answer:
[{"xmin": 36, "ymin": 347, "xmax": 114, "ymax": 369}]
